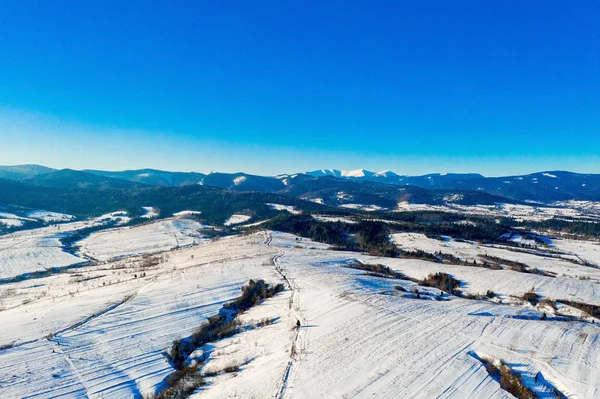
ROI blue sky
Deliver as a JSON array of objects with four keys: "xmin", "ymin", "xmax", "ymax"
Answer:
[{"xmin": 0, "ymin": 1, "xmax": 598, "ymax": 176}]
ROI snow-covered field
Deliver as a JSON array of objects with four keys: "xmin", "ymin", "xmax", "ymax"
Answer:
[
  {"xmin": 224, "ymin": 214, "xmax": 251, "ymax": 226},
  {"xmin": 339, "ymin": 203, "xmax": 386, "ymax": 212},
  {"xmin": 0, "ymin": 212, "xmax": 206, "ymax": 280},
  {"xmin": 312, "ymin": 215, "xmax": 358, "ymax": 224},
  {"xmin": 2, "ymin": 222, "xmax": 600, "ymax": 397},
  {"xmin": 26, "ymin": 210, "xmax": 75, "ymax": 223},
  {"xmin": 77, "ymin": 218, "xmax": 211, "ymax": 261},
  {"xmin": 173, "ymin": 210, "xmax": 202, "ymax": 217},
  {"xmin": 0, "ymin": 218, "xmax": 25, "ymax": 227},
  {"xmin": 0, "ymin": 230, "xmax": 84, "ymax": 279},
  {"xmin": 140, "ymin": 206, "xmax": 159, "ymax": 219},
  {"xmin": 391, "ymin": 232, "xmax": 600, "ymax": 282},
  {"xmin": 267, "ymin": 203, "xmax": 301, "ymax": 214},
  {"xmin": 395, "ymin": 201, "xmax": 600, "ymax": 222},
  {"xmin": 0, "ymin": 210, "xmax": 74, "ymax": 228}
]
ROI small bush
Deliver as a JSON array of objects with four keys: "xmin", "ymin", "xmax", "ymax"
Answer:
[
  {"xmin": 154, "ymin": 365, "xmax": 206, "ymax": 399},
  {"xmin": 420, "ymin": 272, "xmax": 461, "ymax": 295},
  {"xmin": 521, "ymin": 291, "xmax": 539, "ymax": 306},
  {"xmin": 222, "ymin": 363, "xmax": 240, "ymax": 373},
  {"xmin": 346, "ymin": 262, "xmax": 409, "ymax": 280}
]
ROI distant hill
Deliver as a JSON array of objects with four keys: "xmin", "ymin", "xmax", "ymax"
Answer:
[
  {"xmin": 430, "ymin": 171, "xmax": 600, "ymax": 203},
  {"xmin": 0, "ymin": 164, "xmax": 56, "ymax": 180},
  {"xmin": 0, "ymin": 177, "xmax": 329, "ymax": 225},
  {"xmin": 84, "ymin": 168, "xmax": 205, "ymax": 186},
  {"xmin": 308, "ymin": 169, "xmax": 600, "ymax": 203},
  {"xmin": 281, "ymin": 175, "xmax": 518, "ymax": 208},
  {"xmin": 23, "ymin": 169, "xmax": 148, "ymax": 189}
]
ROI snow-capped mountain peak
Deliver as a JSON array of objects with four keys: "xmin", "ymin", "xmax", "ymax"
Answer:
[
  {"xmin": 306, "ymin": 168, "xmax": 376, "ymax": 178},
  {"xmin": 341, "ymin": 169, "xmax": 374, "ymax": 178},
  {"xmin": 374, "ymin": 170, "xmax": 399, "ymax": 178}
]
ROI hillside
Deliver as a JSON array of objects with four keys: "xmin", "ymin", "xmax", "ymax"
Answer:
[
  {"xmin": 0, "ymin": 164, "xmax": 56, "ymax": 180},
  {"xmin": 280, "ymin": 175, "xmax": 520, "ymax": 209},
  {"xmin": 23, "ymin": 169, "xmax": 148, "ymax": 189},
  {"xmin": 84, "ymin": 168, "xmax": 206, "ymax": 186},
  {"xmin": 0, "ymin": 178, "xmax": 328, "ymax": 225}
]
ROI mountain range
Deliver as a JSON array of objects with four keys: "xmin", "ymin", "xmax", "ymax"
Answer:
[{"xmin": 0, "ymin": 165, "xmax": 599, "ymax": 205}]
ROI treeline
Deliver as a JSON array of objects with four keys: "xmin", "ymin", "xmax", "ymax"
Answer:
[
  {"xmin": 366, "ymin": 210, "xmax": 511, "ymax": 243},
  {"xmin": 262, "ymin": 215, "xmax": 398, "ymax": 256},
  {"xmin": 261, "ymin": 214, "xmax": 514, "ymax": 256}
]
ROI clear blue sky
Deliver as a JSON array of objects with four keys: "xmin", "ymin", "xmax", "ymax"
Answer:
[{"xmin": 0, "ymin": 1, "xmax": 598, "ymax": 176}]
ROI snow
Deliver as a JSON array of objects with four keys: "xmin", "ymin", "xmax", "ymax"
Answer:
[
  {"xmin": 0, "ymin": 230, "xmax": 84, "ymax": 279},
  {"xmin": 26, "ymin": 210, "xmax": 74, "ymax": 223},
  {"xmin": 552, "ymin": 237, "xmax": 600, "ymax": 267},
  {"xmin": 0, "ymin": 218, "xmax": 24, "ymax": 227},
  {"xmin": 238, "ymin": 219, "xmax": 271, "ymax": 228},
  {"xmin": 224, "ymin": 214, "xmax": 251, "ymax": 226},
  {"xmin": 173, "ymin": 210, "xmax": 202, "ymax": 217},
  {"xmin": 140, "ymin": 206, "xmax": 159, "ymax": 219},
  {"xmin": 0, "ymin": 212, "xmax": 35, "ymax": 223},
  {"xmin": 95, "ymin": 211, "xmax": 132, "ymax": 225},
  {"xmin": 341, "ymin": 169, "xmax": 372, "ymax": 178},
  {"xmin": 395, "ymin": 201, "xmax": 595, "ymax": 222},
  {"xmin": 266, "ymin": 203, "xmax": 301, "ymax": 214},
  {"xmin": 554, "ymin": 200, "xmax": 600, "ymax": 219},
  {"xmin": 268, "ymin": 231, "xmax": 331, "ymax": 250},
  {"xmin": 444, "ymin": 193, "xmax": 464, "ymax": 202},
  {"xmin": 308, "ymin": 169, "xmax": 375, "ymax": 178},
  {"xmin": 339, "ymin": 203, "xmax": 385, "ymax": 212},
  {"xmin": 77, "ymin": 218, "xmax": 210, "ymax": 261},
  {"xmin": 0, "ymin": 234, "xmax": 286, "ymax": 398},
  {"xmin": 233, "ymin": 176, "xmax": 247, "ymax": 185},
  {"xmin": 307, "ymin": 197, "xmax": 324, "ymax": 204},
  {"xmin": 374, "ymin": 170, "xmax": 396, "ymax": 177},
  {"xmin": 391, "ymin": 232, "xmax": 600, "ymax": 281},
  {"xmin": 312, "ymin": 215, "xmax": 358, "ymax": 224},
  {"xmin": 3, "ymin": 225, "xmax": 600, "ymax": 398}
]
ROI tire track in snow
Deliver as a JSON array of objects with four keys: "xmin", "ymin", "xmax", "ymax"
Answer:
[
  {"xmin": 348, "ymin": 279, "xmax": 586, "ymax": 396},
  {"xmin": 50, "ymin": 274, "xmax": 160, "ymax": 338},
  {"xmin": 49, "ymin": 339, "xmax": 91, "ymax": 397},
  {"xmin": 266, "ymin": 233, "xmax": 306, "ymax": 399},
  {"xmin": 30, "ymin": 277, "xmax": 160, "ymax": 396}
]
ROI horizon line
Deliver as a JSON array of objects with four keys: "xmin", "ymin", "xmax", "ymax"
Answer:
[{"xmin": 0, "ymin": 163, "xmax": 598, "ymax": 179}]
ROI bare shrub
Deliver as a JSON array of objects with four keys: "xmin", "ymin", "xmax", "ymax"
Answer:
[
  {"xmin": 420, "ymin": 272, "xmax": 461, "ymax": 295},
  {"xmin": 521, "ymin": 291, "xmax": 539, "ymax": 306}
]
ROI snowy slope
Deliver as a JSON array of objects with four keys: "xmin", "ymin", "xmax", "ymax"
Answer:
[
  {"xmin": 77, "ymin": 218, "xmax": 210, "ymax": 261},
  {"xmin": 2, "ymin": 230, "xmax": 600, "ymax": 398}
]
